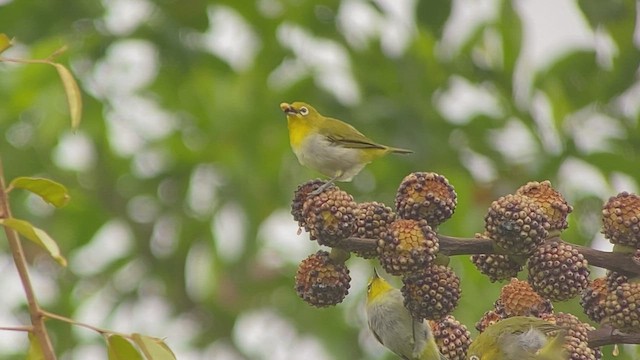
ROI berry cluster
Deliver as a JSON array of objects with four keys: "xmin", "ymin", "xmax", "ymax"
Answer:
[
  {"xmin": 429, "ymin": 315, "xmax": 471, "ymax": 360},
  {"xmin": 290, "ymin": 175, "xmax": 640, "ymax": 356},
  {"xmin": 476, "ymin": 279, "xmax": 602, "ymax": 359},
  {"xmin": 473, "ymin": 181, "xmax": 590, "ymax": 302},
  {"xmin": 291, "ymin": 172, "xmax": 460, "ymax": 319},
  {"xmin": 577, "ymin": 192, "xmax": 640, "ymax": 334}
]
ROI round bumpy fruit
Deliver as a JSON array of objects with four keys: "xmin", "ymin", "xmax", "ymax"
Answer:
[
  {"xmin": 485, "ymin": 194, "xmax": 550, "ymax": 256},
  {"xmin": 395, "ymin": 172, "xmax": 457, "ymax": 227},
  {"xmin": 352, "ymin": 202, "xmax": 396, "ymax": 258},
  {"xmin": 377, "ymin": 219, "xmax": 439, "ymax": 275},
  {"xmin": 301, "ymin": 187, "xmax": 356, "ymax": 246},
  {"xmin": 471, "ymin": 253, "xmax": 523, "ymax": 282},
  {"xmin": 604, "ymin": 280, "xmax": 640, "ymax": 333},
  {"xmin": 401, "ymin": 264, "xmax": 460, "ymax": 320},
  {"xmin": 606, "ymin": 270, "xmax": 630, "ymax": 291},
  {"xmin": 291, "ymin": 179, "xmax": 335, "ymax": 227},
  {"xmin": 543, "ymin": 312, "xmax": 602, "ymax": 360},
  {"xmin": 516, "ymin": 180, "xmax": 573, "ymax": 232},
  {"xmin": 527, "ymin": 241, "xmax": 590, "ymax": 301},
  {"xmin": 494, "ymin": 278, "xmax": 553, "ymax": 318},
  {"xmin": 602, "ymin": 191, "xmax": 640, "ymax": 248},
  {"xmin": 475, "ymin": 309, "xmax": 503, "ymax": 332},
  {"xmin": 580, "ymin": 277, "xmax": 608, "ymax": 323},
  {"xmin": 429, "ymin": 315, "xmax": 471, "ymax": 360},
  {"xmin": 294, "ymin": 250, "xmax": 351, "ymax": 307}
]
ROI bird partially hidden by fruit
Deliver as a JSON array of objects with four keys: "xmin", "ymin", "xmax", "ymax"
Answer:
[
  {"xmin": 281, "ymin": 102, "xmax": 412, "ymax": 193},
  {"xmin": 366, "ymin": 269, "xmax": 446, "ymax": 360},
  {"xmin": 467, "ymin": 316, "xmax": 567, "ymax": 360}
]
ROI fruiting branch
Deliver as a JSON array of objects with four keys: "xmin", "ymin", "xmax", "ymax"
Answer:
[
  {"xmin": 588, "ymin": 325, "xmax": 640, "ymax": 348},
  {"xmin": 292, "ymin": 175, "xmax": 640, "ymax": 355},
  {"xmin": 339, "ymin": 235, "xmax": 640, "ymax": 276}
]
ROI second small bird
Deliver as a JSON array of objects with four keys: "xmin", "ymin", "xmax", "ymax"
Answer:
[
  {"xmin": 366, "ymin": 270, "xmax": 445, "ymax": 360},
  {"xmin": 281, "ymin": 102, "xmax": 412, "ymax": 192}
]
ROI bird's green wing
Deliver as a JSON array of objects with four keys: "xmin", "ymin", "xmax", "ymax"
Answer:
[
  {"xmin": 320, "ymin": 117, "xmax": 387, "ymax": 150},
  {"xmin": 536, "ymin": 330, "xmax": 568, "ymax": 360}
]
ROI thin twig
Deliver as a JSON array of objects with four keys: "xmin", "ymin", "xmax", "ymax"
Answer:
[
  {"xmin": 0, "ymin": 156, "xmax": 56, "ymax": 359},
  {"xmin": 0, "ymin": 325, "xmax": 33, "ymax": 332},
  {"xmin": 40, "ymin": 309, "xmax": 130, "ymax": 339},
  {"xmin": 0, "ymin": 45, "xmax": 68, "ymax": 65}
]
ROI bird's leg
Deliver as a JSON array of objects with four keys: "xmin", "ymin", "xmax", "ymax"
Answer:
[{"xmin": 310, "ymin": 172, "xmax": 342, "ymax": 195}]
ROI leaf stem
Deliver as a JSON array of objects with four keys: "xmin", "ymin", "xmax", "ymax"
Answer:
[
  {"xmin": 0, "ymin": 156, "xmax": 57, "ymax": 360},
  {"xmin": 40, "ymin": 309, "xmax": 131, "ymax": 339}
]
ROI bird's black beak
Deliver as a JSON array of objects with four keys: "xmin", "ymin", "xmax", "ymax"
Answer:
[{"xmin": 280, "ymin": 102, "xmax": 297, "ymax": 115}]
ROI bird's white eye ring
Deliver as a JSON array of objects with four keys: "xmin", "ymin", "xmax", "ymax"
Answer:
[
  {"xmin": 470, "ymin": 356, "xmax": 479, "ymax": 360},
  {"xmin": 299, "ymin": 107, "xmax": 309, "ymax": 115}
]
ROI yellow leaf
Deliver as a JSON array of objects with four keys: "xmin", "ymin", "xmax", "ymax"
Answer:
[
  {"xmin": 10, "ymin": 177, "xmax": 70, "ymax": 208},
  {"xmin": 107, "ymin": 335, "xmax": 144, "ymax": 360},
  {"xmin": 0, "ymin": 218, "xmax": 67, "ymax": 267},
  {"xmin": 131, "ymin": 334, "xmax": 176, "ymax": 360},
  {"xmin": 52, "ymin": 63, "xmax": 83, "ymax": 130},
  {"xmin": 0, "ymin": 33, "xmax": 12, "ymax": 54}
]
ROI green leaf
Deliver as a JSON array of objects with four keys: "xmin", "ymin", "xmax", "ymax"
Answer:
[
  {"xmin": 131, "ymin": 334, "xmax": 176, "ymax": 360},
  {"xmin": 107, "ymin": 335, "xmax": 144, "ymax": 360},
  {"xmin": 52, "ymin": 63, "xmax": 83, "ymax": 130},
  {"xmin": 0, "ymin": 33, "xmax": 11, "ymax": 54},
  {"xmin": 26, "ymin": 332, "xmax": 45, "ymax": 360},
  {"xmin": 9, "ymin": 177, "xmax": 70, "ymax": 208},
  {"xmin": 0, "ymin": 218, "xmax": 67, "ymax": 267}
]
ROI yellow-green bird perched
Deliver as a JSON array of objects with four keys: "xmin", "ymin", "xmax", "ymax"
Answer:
[
  {"xmin": 366, "ymin": 270, "xmax": 445, "ymax": 360},
  {"xmin": 467, "ymin": 316, "xmax": 567, "ymax": 360},
  {"xmin": 280, "ymin": 102, "xmax": 412, "ymax": 193}
]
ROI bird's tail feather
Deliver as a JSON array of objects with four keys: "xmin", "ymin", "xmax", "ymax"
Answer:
[{"xmin": 387, "ymin": 147, "xmax": 413, "ymax": 154}]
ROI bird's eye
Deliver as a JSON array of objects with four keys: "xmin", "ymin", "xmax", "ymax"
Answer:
[
  {"xmin": 299, "ymin": 107, "xmax": 309, "ymax": 115},
  {"xmin": 469, "ymin": 356, "xmax": 479, "ymax": 360}
]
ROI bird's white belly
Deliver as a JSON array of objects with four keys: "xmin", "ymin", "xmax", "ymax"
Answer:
[{"xmin": 294, "ymin": 134, "xmax": 367, "ymax": 181}]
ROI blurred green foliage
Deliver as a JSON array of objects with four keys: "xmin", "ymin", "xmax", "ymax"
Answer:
[{"xmin": 0, "ymin": 0, "xmax": 639, "ymax": 359}]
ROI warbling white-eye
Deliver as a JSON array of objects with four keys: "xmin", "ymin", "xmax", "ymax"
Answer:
[
  {"xmin": 281, "ymin": 102, "xmax": 412, "ymax": 193},
  {"xmin": 467, "ymin": 316, "xmax": 567, "ymax": 360},
  {"xmin": 366, "ymin": 270, "xmax": 445, "ymax": 360}
]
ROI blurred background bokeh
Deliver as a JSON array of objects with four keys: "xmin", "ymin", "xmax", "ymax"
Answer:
[{"xmin": 1, "ymin": 0, "xmax": 639, "ymax": 358}]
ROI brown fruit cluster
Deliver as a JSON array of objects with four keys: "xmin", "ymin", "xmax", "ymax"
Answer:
[
  {"xmin": 475, "ymin": 309, "xmax": 503, "ymax": 332},
  {"xmin": 484, "ymin": 194, "xmax": 550, "ymax": 256},
  {"xmin": 543, "ymin": 312, "xmax": 602, "ymax": 360},
  {"xmin": 602, "ymin": 191, "xmax": 640, "ymax": 248},
  {"xmin": 401, "ymin": 264, "xmax": 460, "ymax": 320},
  {"xmin": 352, "ymin": 201, "xmax": 396, "ymax": 259},
  {"xmin": 471, "ymin": 252, "xmax": 523, "ymax": 283},
  {"xmin": 291, "ymin": 179, "xmax": 334, "ymax": 227},
  {"xmin": 516, "ymin": 180, "xmax": 573, "ymax": 232},
  {"xmin": 605, "ymin": 270, "xmax": 630, "ymax": 291},
  {"xmin": 604, "ymin": 280, "xmax": 640, "ymax": 333},
  {"xmin": 301, "ymin": 187, "xmax": 357, "ymax": 246},
  {"xmin": 294, "ymin": 250, "xmax": 351, "ymax": 307},
  {"xmin": 429, "ymin": 315, "xmax": 471, "ymax": 360},
  {"xmin": 494, "ymin": 278, "xmax": 553, "ymax": 318},
  {"xmin": 395, "ymin": 172, "xmax": 457, "ymax": 227},
  {"xmin": 377, "ymin": 219, "xmax": 439, "ymax": 275},
  {"xmin": 580, "ymin": 277, "xmax": 608, "ymax": 323},
  {"xmin": 475, "ymin": 279, "xmax": 553, "ymax": 332},
  {"xmin": 527, "ymin": 241, "xmax": 590, "ymax": 301}
]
